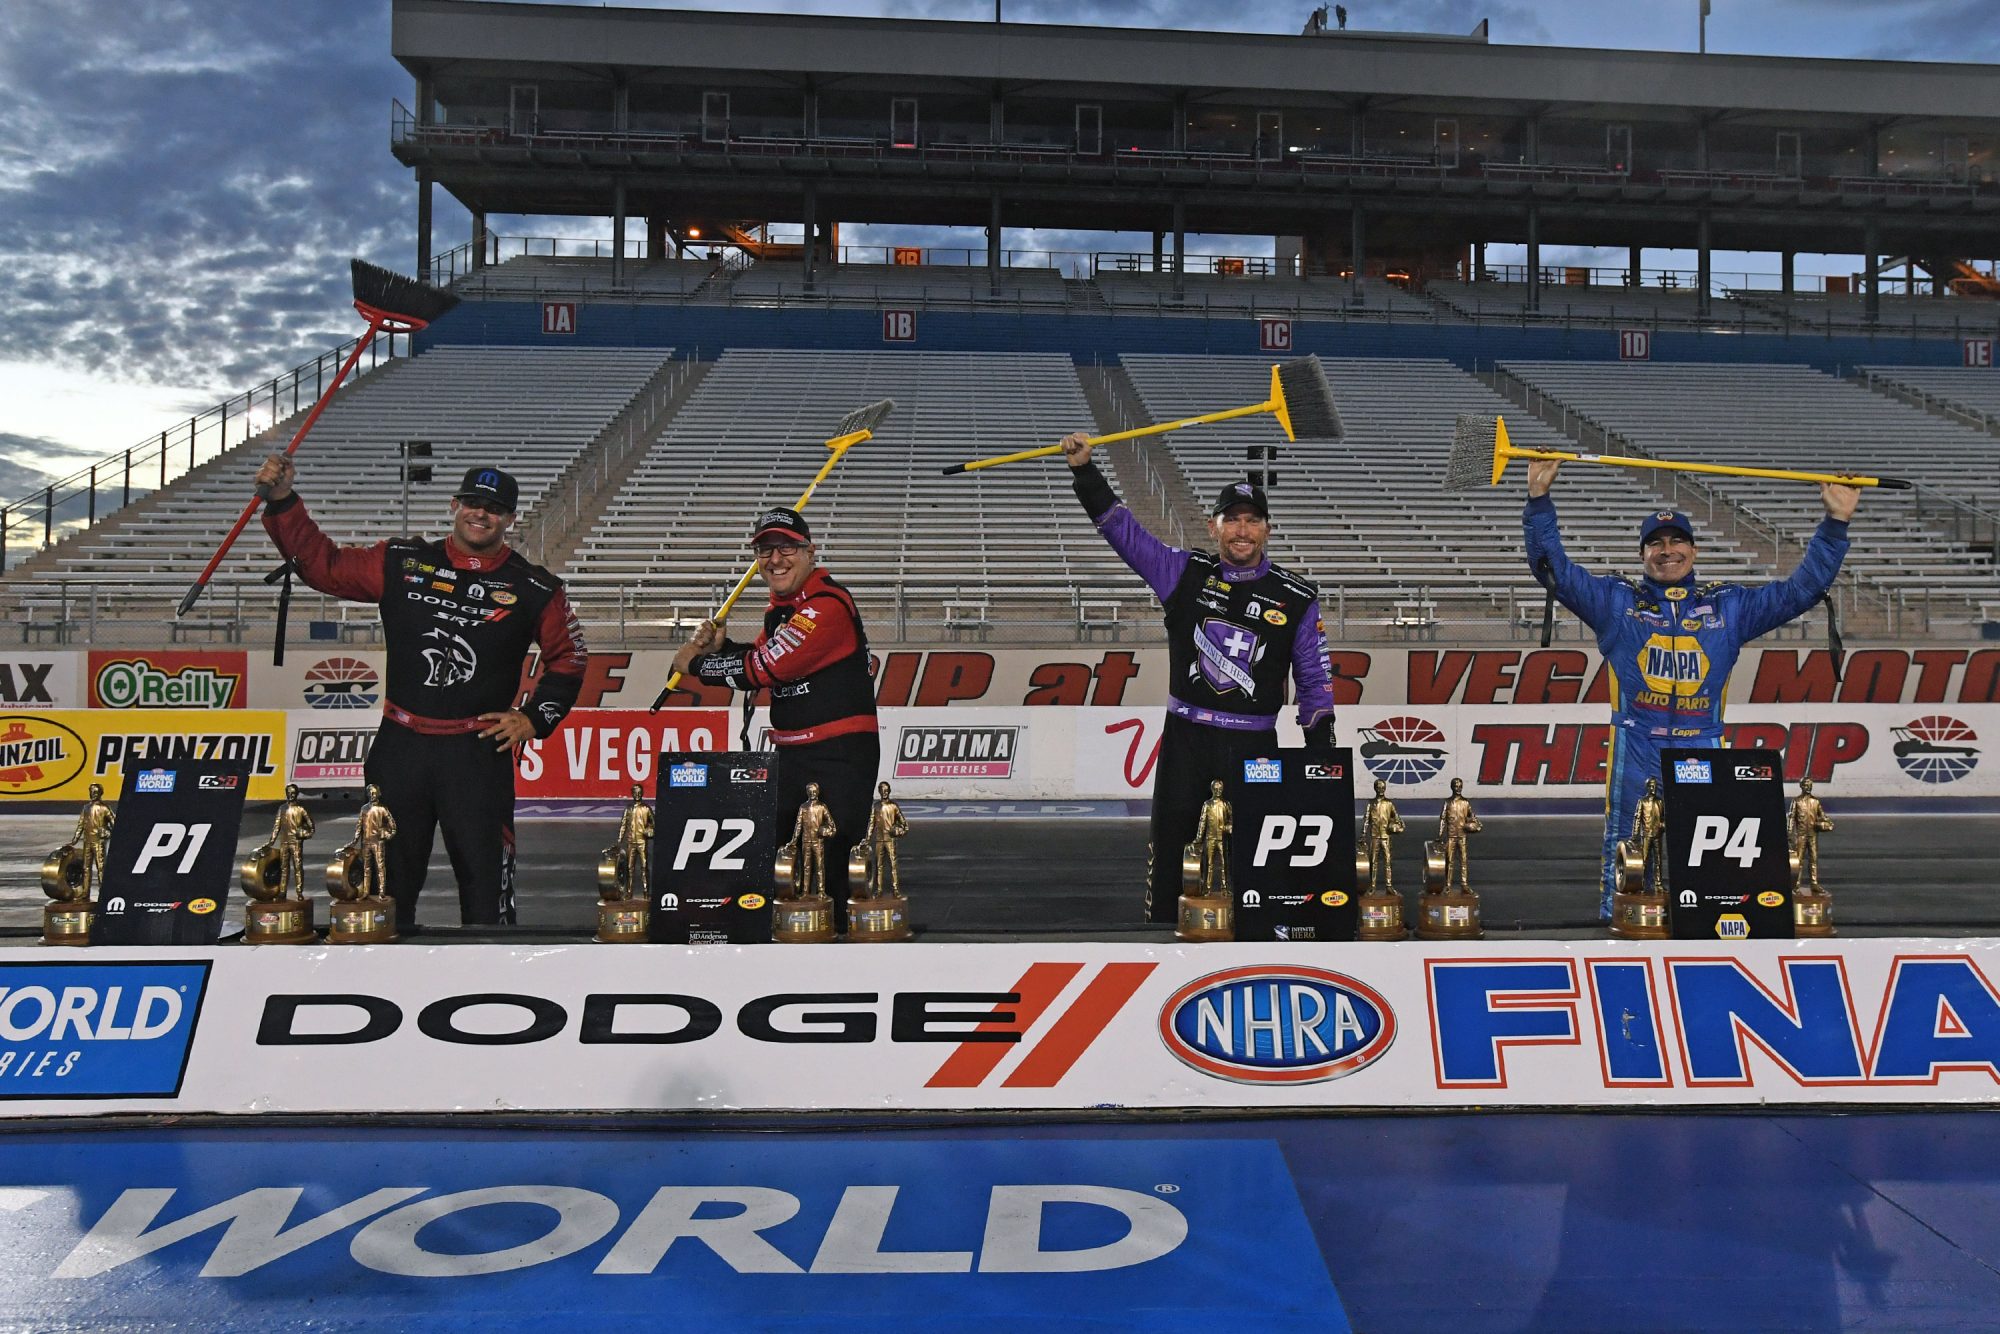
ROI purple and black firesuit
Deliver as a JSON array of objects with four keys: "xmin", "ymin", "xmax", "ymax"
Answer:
[{"xmin": 1072, "ymin": 463, "xmax": 1337, "ymax": 923}]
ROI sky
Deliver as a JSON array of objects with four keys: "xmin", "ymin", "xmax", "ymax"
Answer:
[{"xmin": 1, "ymin": 0, "xmax": 1994, "ymax": 501}]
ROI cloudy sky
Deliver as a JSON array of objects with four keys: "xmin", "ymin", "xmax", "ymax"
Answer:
[{"xmin": 2, "ymin": 0, "xmax": 1993, "ymax": 500}]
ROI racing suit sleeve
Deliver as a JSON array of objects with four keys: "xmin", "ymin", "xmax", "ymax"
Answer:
[
  {"xmin": 521, "ymin": 586, "xmax": 587, "ymax": 738},
  {"xmin": 261, "ymin": 493, "xmax": 386, "ymax": 603},
  {"xmin": 1727, "ymin": 516, "xmax": 1850, "ymax": 641},
  {"xmin": 1293, "ymin": 597, "xmax": 1337, "ymax": 748},
  {"xmin": 687, "ymin": 594, "xmax": 861, "ymax": 690},
  {"xmin": 1072, "ymin": 460, "xmax": 1190, "ymax": 602},
  {"xmin": 1523, "ymin": 494, "xmax": 1622, "ymax": 631}
]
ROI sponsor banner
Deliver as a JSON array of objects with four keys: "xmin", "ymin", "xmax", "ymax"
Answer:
[
  {"xmin": 87, "ymin": 651, "xmax": 246, "ymax": 709},
  {"xmin": 0, "ymin": 711, "xmax": 288, "ymax": 803},
  {"xmin": 0, "ymin": 654, "xmax": 78, "ymax": 709},
  {"xmin": 287, "ymin": 717, "xmax": 377, "ymax": 786},
  {"xmin": 7, "ymin": 939, "xmax": 2000, "ymax": 1114},
  {"xmin": 517, "ymin": 710, "xmax": 734, "ymax": 800},
  {"xmin": 0, "ymin": 959, "xmax": 210, "ymax": 1098}
]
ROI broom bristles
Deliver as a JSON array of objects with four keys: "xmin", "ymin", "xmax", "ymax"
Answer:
[
  {"xmin": 834, "ymin": 399, "xmax": 896, "ymax": 440},
  {"xmin": 1444, "ymin": 414, "xmax": 1498, "ymax": 491},
  {"xmin": 1275, "ymin": 356, "xmax": 1342, "ymax": 440},
  {"xmin": 351, "ymin": 258, "xmax": 461, "ymax": 327}
]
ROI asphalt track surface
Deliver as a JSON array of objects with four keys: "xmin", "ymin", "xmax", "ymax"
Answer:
[{"xmin": 1, "ymin": 802, "xmax": 1990, "ymax": 940}]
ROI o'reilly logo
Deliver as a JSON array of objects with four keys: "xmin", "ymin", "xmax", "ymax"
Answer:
[
  {"xmin": 893, "ymin": 727, "xmax": 1019, "ymax": 779},
  {"xmin": 0, "ymin": 961, "xmax": 209, "ymax": 1098},
  {"xmin": 93, "ymin": 659, "xmax": 242, "ymax": 710}
]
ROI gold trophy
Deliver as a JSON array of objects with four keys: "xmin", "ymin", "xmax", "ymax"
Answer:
[
  {"xmin": 326, "ymin": 783, "xmax": 398, "ymax": 944},
  {"xmin": 1357, "ymin": 778, "xmax": 1408, "ymax": 941},
  {"xmin": 41, "ymin": 783, "xmax": 113, "ymax": 946},
  {"xmin": 1790, "ymin": 778, "xmax": 1836, "ymax": 937},
  {"xmin": 1418, "ymin": 777, "xmax": 1484, "ymax": 940},
  {"xmin": 596, "ymin": 784, "xmax": 654, "ymax": 943},
  {"xmin": 772, "ymin": 782, "xmax": 837, "ymax": 942},
  {"xmin": 848, "ymin": 782, "xmax": 913, "ymax": 942},
  {"xmin": 242, "ymin": 782, "xmax": 318, "ymax": 944},
  {"xmin": 1611, "ymin": 777, "xmax": 1670, "ymax": 940},
  {"xmin": 1177, "ymin": 780, "xmax": 1235, "ymax": 942}
]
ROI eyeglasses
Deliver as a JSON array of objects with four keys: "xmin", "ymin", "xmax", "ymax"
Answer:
[{"xmin": 752, "ymin": 543, "xmax": 803, "ymax": 559}]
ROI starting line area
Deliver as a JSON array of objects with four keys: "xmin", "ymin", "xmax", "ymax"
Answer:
[{"xmin": 3, "ymin": 1111, "xmax": 1999, "ymax": 1331}]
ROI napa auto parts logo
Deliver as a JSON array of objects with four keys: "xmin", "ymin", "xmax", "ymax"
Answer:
[
  {"xmin": 894, "ymin": 726, "xmax": 1019, "ymax": 779},
  {"xmin": 0, "ymin": 714, "xmax": 87, "ymax": 795},
  {"xmin": 302, "ymin": 657, "xmax": 380, "ymax": 709},
  {"xmin": 1158, "ymin": 965, "xmax": 1395, "ymax": 1084},
  {"xmin": 88, "ymin": 652, "xmax": 246, "ymax": 709},
  {"xmin": 0, "ymin": 960, "xmax": 210, "ymax": 1098}
]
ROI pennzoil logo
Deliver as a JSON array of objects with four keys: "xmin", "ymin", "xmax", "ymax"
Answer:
[{"xmin": 0, "ymin": 715, "xmax": 86, "ymax": 795}]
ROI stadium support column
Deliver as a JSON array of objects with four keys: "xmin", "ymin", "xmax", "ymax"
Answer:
[
  {"xmin": 1350, "ymin": 205, "xmax": 1365, "ymax": 303},
  {"xmin": 612, "ymin": 183, "xmax": 627, "ymax": 288},
  {"xmin": 1781, "ymin": 250, "xmax": 1795, "ymax": 311},
  {"xmin": 1696, "ymin": 209, "xmax": 1712, "ymax": 319},
  {"xmin": 1525, "ymin": 203, "xmax": 1540, "ymax": 313},
  {"xmin": 1152, "ymin": 231, "xmax": 1164, "ymax": 272},
  {"xmin": 802, "ymin": 182, "xmax": 818, "ymax": 293},
  {"xmin": 472, "ymin": 212, "xmax": 488, "ymax": 271},
  {"xmin": 1172, "ymin": 200, "xmax": 1186, "ymax": 300},
  {"xmin": 988, "ymin": 192, "xmax": 1002, "ymax": 297},
  {"xmin": 1863, "ymin": 215, "xmax": 1881, "ymax": 324},
  {"xmin": 417, "ymin": 171, "xmax": 433, "ymax": 279},
  {"xmin": 647, "ymin": 217, "xmax": 666, "ymax": 261},
  {"xmin": 1628, "ymin": 245, "xmax": 1642, "ymax": 288}
]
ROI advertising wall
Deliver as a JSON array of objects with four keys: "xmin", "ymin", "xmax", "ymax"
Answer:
[{"xmin": 4, "ymin": 940, "xmax": 1996, "ymax": 1116}]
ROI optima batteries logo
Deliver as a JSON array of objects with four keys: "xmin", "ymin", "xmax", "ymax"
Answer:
[
  {"xmin": 0, "ymin": 961, "xmax": 209, "ymax": 1098},
  {"xmin": 1158, "ymin": 965, "xmax": 1395, "ymax": 1084},
  {"xmin": 894, "ymin": 727, "xmax": 1019, "ymax": 779}
]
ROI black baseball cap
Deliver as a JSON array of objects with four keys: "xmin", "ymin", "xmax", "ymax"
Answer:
[
  {"xmin": 751, "ymin": 506, "xmax": 811, "ymax": 546},
  {"xmin": 1213, "ymin": 480, "xmax": 1270, "ymax": 519},
  {"xmin": 453, "ymin": 467, "xmax": 518, "ymax": 513}
]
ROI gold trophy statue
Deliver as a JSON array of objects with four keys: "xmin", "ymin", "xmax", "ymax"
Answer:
[
  {"xmin": 1419, "ymin": 777, "xmax": 1484, "ymax": 940},
  {"xmin": 1790, "ymin": 778, "xmax": 1837, "ymax": 937},
  {"xmin": 848, "ymin": 782, "xmax": 913, "ymax": 942},
  {"xmin": 242, "ymin": 783, "xmax": 318, "ymax": 944},
  {"xmin": 1177, "ymin": 780, "xmax": 1235, "ymax": 942},
  {"xmin": 41, "ymin": 782, "xmax": 114, "ymax": 946},
  {"xmin": 1611, "ymin": 777, "xmax": 1670, "ymax": 940},
  {"xmin": 772, "ymin": 782, "xmax": 837, "ymax": 942},
  {"xmin": 326, "ymin": 783, "xmax": 398, "ymax": 944},
  {"xmin": 1357, "ymin": 778, "xmax": 1408, "ymax": 941},
  {"xmin": 596, "ymin": 784, "xmax": 654, "ymax": 943}
]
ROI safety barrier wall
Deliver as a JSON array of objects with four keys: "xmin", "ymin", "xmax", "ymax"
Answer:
[
  {"xmin": 414, "ymin": 300, "xmax": 1980, "ymax": 374},
  {"xmin": 0, "ymin": 645, "xmax": 1992, "ymax": 801},
  {"xmin": 2, "ymin": 940, "xmax": 1997, "ymax": 1115}
]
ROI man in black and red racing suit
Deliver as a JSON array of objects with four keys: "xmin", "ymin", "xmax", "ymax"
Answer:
[
  {"xmin": 673, "ymin": 505, "xmax": 880, "ymax": 933},
  {"xmin": 257, "ymin": 455, "xmax": 586, "ymax": 928}
]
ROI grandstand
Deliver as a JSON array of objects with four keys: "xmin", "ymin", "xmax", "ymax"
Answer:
[
  {"xmin": 1427, "ymin": 281, "xmax": 1786, "ymax": 329},
  {"xmin": 1860, "ymin": 364, "xmax": 2000, "ymax": 429}
]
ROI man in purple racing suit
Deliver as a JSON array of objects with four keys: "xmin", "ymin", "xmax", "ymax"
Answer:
[
  {"xmin": 1522, "ymin": 458, "xmax": 1859, "ymax": 919},
  {"xmin": 1060, "ymin": 432, "xmax": 1337, "ymax": 924}
]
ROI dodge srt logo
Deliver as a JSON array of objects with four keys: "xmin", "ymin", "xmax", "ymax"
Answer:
[{"xmin": 420, "ymin": 629, "xmax": 478, "ymax": 689}]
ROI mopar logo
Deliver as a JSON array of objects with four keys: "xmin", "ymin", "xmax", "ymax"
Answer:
[
  {"xmin": 134, "ymin": 769, "xmax": 176, "ymax": 794},
  {"xmin": 1242, "ymin": 759, "xmax": 1282, "ymax": 784},
  {"xmin": 1158, "ymin": 965, "xmax": 1395, "ymax": 1084},
  {"xmin": 0, "ymin": 962, "xmax": 209, "ymax": 1098},
  {"xmin": 1674, "ymin": 758, "xmax": 1712, "ymax": 784},
  {"xmin": 668, "ymin": 763, "xmax": 708, "ymax": 788}
]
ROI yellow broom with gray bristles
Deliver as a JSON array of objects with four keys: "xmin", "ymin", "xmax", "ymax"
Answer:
[
  {"xmin": 941, "ymin": 356, "xmax": 1342, "ymax": 474},
  {"xmin": 1446, "ymin": 413, "xmax": 1912, "ymax": 492},
  {"xmin": 648, "ymin": 398, "xmax": 896, "ymax": 712}
]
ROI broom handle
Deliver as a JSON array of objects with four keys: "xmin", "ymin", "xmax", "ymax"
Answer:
[
  {"xmin": 650, "ymin": 438, "xmax": 862, "ymax": 709},
  {"xmin": 1512, "ymin": 445, "xmax": 1909, "ymax": 490},
  {"xmin": 943, "ymin": 400, "xmax": 1275, "ymax": 474},
  {"xmin": 176, "ymin": 317, "xmax": 384, "ymax": 617}
]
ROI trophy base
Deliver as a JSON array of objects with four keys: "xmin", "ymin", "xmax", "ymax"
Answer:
[
  {"xmin": 326, "ymin": 896, "xmax": 398, "ymax": 945},
  {"xmin": 244, "ymin": 898, "xmax": 316, "ymax": 945},
  {"xmin": 1356, "ymin": 891, "xmax": 1407, "ymax": 941},
  {"xmin": 847, "ymin": 894, "xmax": 912, "ymax": 942},
  {"xmin": 596, "ymin": 898, "xmax": 651, "ymax": 943},
  {"xmin": 1176, "ymin": 892, "xmax": 1234, "ymax": 943},
  {"xmin": 1416, "ymin": 890, "xmax": 1483, "ymax": 940},
  {"xmin": 1794, "ymin": 890, "xmax": 1836, "ymax": 938},
  {"xmin": 1610, "ymin": 890, "xmax": 1670, "ymax": 940},
  {"xmin": 41, "ymin": 901, "xmax": 94, "ymax": 947},
  {"xmin": 773, "ymin": 894, "xmax": 836, "ymax": 943}
]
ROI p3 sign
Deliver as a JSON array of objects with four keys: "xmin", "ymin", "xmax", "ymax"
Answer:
[
  {"xmin": 94, "ymin": 758, "xmax": 251, "ymax": 946},
  {"xmin": 650, "ymin": 751, "xmax": 779, "ymax": 945},
  {"xmin": 1226, "ymin": 748, "xmax": 1359, "ymax": 942},
  {"xmin": 1660, "ymin": 747, "xmax": 1792, "ymax": 940}
]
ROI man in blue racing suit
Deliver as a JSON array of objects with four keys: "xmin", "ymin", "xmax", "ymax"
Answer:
[{"xmin": 1522, "ymin": 458, "xmax": 1859, "ymax": 918}]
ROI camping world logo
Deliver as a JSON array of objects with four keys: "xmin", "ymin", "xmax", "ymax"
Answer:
[
  {"xmin": 1892, "ymin": 715, "xmax": 1980, "ymax": 785},
  {"xmin": 302, "ymin": 657, "xmax": 380, "ymax": 709},
  {"xmin": 1359, "ymin": 716, "xmax": 1448, "ymax": 785}
]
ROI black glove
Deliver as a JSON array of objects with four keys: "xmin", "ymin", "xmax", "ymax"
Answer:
[{"xmin": 1303, "ymin": 717, "xmax": 1337, "ymax": 756}]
